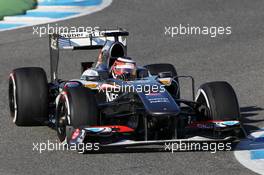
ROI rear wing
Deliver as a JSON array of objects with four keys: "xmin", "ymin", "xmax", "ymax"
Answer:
[
  {"xmin": 49, "ymin": 29, "xmax": 128, "ymax": 50},
  {"xmin": 49, "ymin": 29, "xmax": 129, "ymax": 82}
]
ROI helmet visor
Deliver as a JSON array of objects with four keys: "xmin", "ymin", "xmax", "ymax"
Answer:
[{"xmin": 115, "ymin": 63, "xmax": 136, "ymax": 75}]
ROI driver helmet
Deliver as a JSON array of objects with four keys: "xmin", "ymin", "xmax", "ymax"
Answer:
[{"xmin": 110, "ymin": 57, "xmax": 136, "ymax": 81}]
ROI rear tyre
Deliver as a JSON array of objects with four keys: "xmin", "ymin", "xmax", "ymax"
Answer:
[
  {"xmin": 144, "ymin": 63, "xmax": 180, "ymax": 99},
  {"xmin": 9, "ymin": 67, "xmax": 48, "ymax": 126},
  {"xmin": 195, "ymin": 81, "xmax": 240, "ymax": 121},
  {"xmin": 56, "ymin": 87, "xmax": 98, "ymax": 142}
]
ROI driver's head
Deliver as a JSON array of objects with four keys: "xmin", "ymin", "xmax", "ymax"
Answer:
[{"xmin": 111, "ymin": 57, "xmax": 136, "ymax": 81}]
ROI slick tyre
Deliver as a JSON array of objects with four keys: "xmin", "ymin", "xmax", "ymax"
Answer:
[
  {"xmin": 9, "ymin": 67, "xmax": 49, "ymax": 126},
  {"xmin": 195, "ymin": 81, "xmax": 240, "ymax": 121},
  {"xmin": 56, "ymin": 87, "xmax": 98, "ymax": 142}
]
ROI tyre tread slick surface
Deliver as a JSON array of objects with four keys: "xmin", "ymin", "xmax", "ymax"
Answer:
[{"xmin": 11, "ymin": 67, "xmax": 48, "ymax": 126}]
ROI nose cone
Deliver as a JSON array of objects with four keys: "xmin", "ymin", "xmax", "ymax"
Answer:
[{"xmin": 137, "ymin": 87, "xmax": 180, "ymax": 116}]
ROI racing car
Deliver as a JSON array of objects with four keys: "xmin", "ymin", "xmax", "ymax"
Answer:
[{"xmin": 8, "ymin": 29, "xmax": 244, "ymax": 150}]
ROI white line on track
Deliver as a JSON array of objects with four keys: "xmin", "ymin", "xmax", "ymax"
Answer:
[{"xmin": 234, "ymin": 129, "xmax": 264, "ymax": 175}]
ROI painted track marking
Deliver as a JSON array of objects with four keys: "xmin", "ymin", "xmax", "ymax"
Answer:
[
  {"xmin": 0, "ymin": 0, "xmax": 112, "ymax": 31},
  {"xmin": 234, "ymin": 129, "xmax": 264, "ymax": 175}
]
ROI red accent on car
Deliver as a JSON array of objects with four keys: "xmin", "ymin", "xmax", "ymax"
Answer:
[
  {"xmin": 90, "ymin": 125, "xmax": 134, "ymax": 133},
  {"xmin": 61, "ymin": 91, "xmax": 67, "ymax": 95},
  {"xmin": 71, "ymin": 128, "xmax": 80, "ymax": 139}
]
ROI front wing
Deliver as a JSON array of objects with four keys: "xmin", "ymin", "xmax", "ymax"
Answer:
[{"xmin": 66, "ymin": 120, "xmax": 241, "ymax": 150}]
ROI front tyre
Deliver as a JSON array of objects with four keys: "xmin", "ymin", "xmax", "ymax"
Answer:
[
  {"xmin": 195, "ymin": 81, "xmax": 240, "ymax": 121},
  {"xmin": 56, "ymin": 87, "xmax": 98, "ymax": 142}
]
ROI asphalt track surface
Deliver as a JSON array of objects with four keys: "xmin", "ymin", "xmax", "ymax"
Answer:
[{"xmin": 0, "ymin": 0, "xmax": 264, "ymax": 174}]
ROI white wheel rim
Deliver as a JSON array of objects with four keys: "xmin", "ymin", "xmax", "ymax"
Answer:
[
  {"xmin": 10, "ymin": 74, "xmax": 18, "ymax": 123},
  {"xmin": 195, "ymin": 88, "xmax": 210, "ymax": 109}
]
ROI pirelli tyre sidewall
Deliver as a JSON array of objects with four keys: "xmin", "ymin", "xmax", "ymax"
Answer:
[
  {"xmin": 56, "ymin": 87, "xmax": 98, "ymax": 142},
  {"xmin": 195, "ymin": 81, "xmax": 240, "ymax": 121},
  {"xmin": 9, "ymin": 67, "xmax": 49, "ymax": 126}
]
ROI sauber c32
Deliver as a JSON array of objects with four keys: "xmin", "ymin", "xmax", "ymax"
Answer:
[{"xmin": 8, "ymin": 29, "xmax": 244, "ymax": 151}]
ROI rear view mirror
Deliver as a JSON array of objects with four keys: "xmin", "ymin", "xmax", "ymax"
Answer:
[{"xmin": 158, "ymin": 71, "xmax": 173, "ymax": 78}]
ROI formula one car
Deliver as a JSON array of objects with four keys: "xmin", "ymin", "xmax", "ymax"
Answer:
[{"xmin": 8, "ymin": 29, "xmax": 244, "ymax": 150}]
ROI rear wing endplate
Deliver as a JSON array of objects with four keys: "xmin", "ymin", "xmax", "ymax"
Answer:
[{"xmin": 49, "ymin": 29, "xmax": 128, "ymax": 82}]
